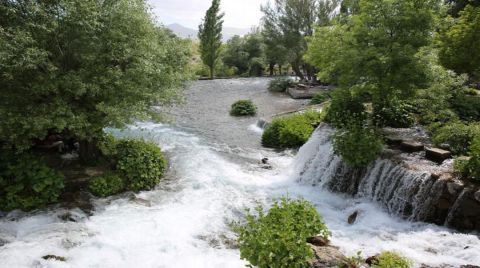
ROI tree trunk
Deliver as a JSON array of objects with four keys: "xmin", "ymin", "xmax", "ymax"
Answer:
[
  {"xmin": 79, "ymin": 139, "xmax": 101, "ymax": 165},
  {"xmin": 209, "ymin": 65, "xmax": 214, "ymax": 80},
  {"xmin": 279, "ymin": 65, "xmax": 283, "ymax": 75},
  {"xmin": 292, "ymin": 63, "xmax": 305, "ymax": 81},
  {"xmin": 269, "ymin": 63, "xmax": 275, "ymax": 76}
]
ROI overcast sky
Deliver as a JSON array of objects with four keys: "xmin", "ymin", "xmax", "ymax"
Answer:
[{"xmin": 148, "ymin": 0, "xmax": 269, "ymax": 29}]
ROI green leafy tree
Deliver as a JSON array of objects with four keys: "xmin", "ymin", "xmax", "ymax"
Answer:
[
  {"xmin": 261, "ymin": 0, "xmax": 329, "ymax": 81},
  {"xmin": 198, "ymin": 0, "xmax": 224, "ymax": 79},
  {"xmin": 0, "ymin": 0, "xmax": 191, "ymax": 161},
  {"xmin": 439, "ymin": 4, "xmax": 480, "ymax": 82},
  {"xmin": 446, "ymin": 0, "xmax": 480, "ymax": 17},
  {"xmin": 306, "ymin": 0, "xmax": 438, "ymax": 108},
  {"xmin": 222, "ymin": 36, "xmax": 250, "ymax": 74}
]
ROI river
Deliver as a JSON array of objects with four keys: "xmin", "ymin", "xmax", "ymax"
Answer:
[{"xmin": 0, "ymin": 78, "xmax": 478, "ymax": 268}]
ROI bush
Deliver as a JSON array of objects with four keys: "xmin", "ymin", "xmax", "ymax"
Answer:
[
  {"xmin": 262, "ymin": 110, "xmax": 323, "ymax": 149},
  {"xmin": 371, "ymin": 251, "xmax": 412, "ymax": 268},
  {"xmin": 325, "ymin": 89, "xmax": 367, "ymax": 128},
  {"xmin": 0, "ymin": 154, "xmax": 64, "ymax": 211},
  {"xmin": 230, "ymin": 100, "xmax": 257, "ymax": 116},
  {"xmin": 115, "ymin": 140, "xmax": 167, "ymax": 192},
  {"xmin": 333, "ymin": 125, "xmax": 384, "ymax": 167},
  {"xmin": 463, "ymin": 88, "xmax": 479, "ymax": 96},
  {"xmin": 432, "ymin": 122, "xmax": 480, "ymax": 155},
  {"xmin": 235, "ymin": 198, "xmax": 330, "ymax": 268},
  {"xmin": 451, "ymin": 94, "xmax": 480, "ymax": 122},
  {"xmin": 456, "ymin": 137, "xmax": 480, "ymax": 181},
  {"xmin": 268, "ymin": 77, "xmax": 295, "ymax": 92},
  {"xmin": 310, "ymin": 91, "xmax": 330, "ymax": 105},
  {"xmin": 373, "ymin": 101, "xmax": 415, "ymax": 128},
  {"xmin": 89, "ymin": 173, "xmax": 125, "ymax": 197}
]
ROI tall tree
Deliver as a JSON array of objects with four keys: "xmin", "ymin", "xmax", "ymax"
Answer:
[
  {"xmin": 261, "ymin": 0, "xmax": 322, "ymax": 81},
  {"xmin": 0, "ymin": 0, "xmax": 191, "ymax": 160},
  {"xmin": 198, "ymin": 0, "xmax": 224, "ymax": 79},
  {"xmin": 306, "ymin": 0, "xmax": 438, "ymax": 106},
  {"xmin": 439, "ymin": 4, "xmax": 480, "ymax": 82}
]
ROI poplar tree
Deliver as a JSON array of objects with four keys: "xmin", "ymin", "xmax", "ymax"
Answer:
[{"xmin": 198, "ymin": 0, "xmax": 224, "ymax": 79}]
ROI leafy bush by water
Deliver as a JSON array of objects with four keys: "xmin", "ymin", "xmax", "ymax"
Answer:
[
  {"xmin": 115, "ymin": 140, "xmax": 167, "ymax": 192},
  {"xmin": 432, "ymin": 122, "xmax": 480, "ymax": 155},
  {"xmin": 89, "ymin": 173, "xmax": 125, "ymax": 197},
  {"xmin": 371, "ymin": 251, "xmax": 412, "ymax": 268},
  {"xmin": 268, "ymin": 77, "xmax": 295, "ymax": 92},
  {"xmin": 235, "ymin": 198, "xmax": 330, "ymax": 268},
  {"xmin": 373, "ymin": 100, "xmax": 415, "ymax": 128},
  {"xmin": 0, "ymin": 154, "xmax": 64, "ymax": 211},
  {"xmin": 230, "ymin": 100, "xmax": 257, "ymax": 116},
  {"xmin": 333, "ymin": 125, "xmax": 384, "ymax": 167},
  {"xmin": 456, "ymin": 137, "xmax": 480, "ymax": 181},
  {"xmin": 310, "ymin": 91, "xmax": 330, "ymax": 104},
  {"xmin": 451, "ymin": 94, "xmax": 480, "ymax": 122},
  {"xmin": 262, "ymin": 110, "xmax": 324, "ymax": 149},
  {"xmin": 325, "ymin": 89, "xmax": 367, "ymax": 128}
]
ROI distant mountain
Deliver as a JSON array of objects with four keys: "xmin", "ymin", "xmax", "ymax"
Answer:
[{"xmin": 166, "ymin": 23, "xmax": 250, "ymax": 42}]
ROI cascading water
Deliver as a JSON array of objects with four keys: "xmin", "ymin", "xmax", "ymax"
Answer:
[{"xmin": 0, "ymin": 79, "xmax": 478, "ymax": 268}]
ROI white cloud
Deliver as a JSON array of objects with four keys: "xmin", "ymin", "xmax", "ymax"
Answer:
[{"xmin": 148, "ymin": 0, "xmax": 269, "ymax": 29}]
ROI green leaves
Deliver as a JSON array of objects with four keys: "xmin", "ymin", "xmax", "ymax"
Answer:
[
  {"xmin": 115, "ymin": 139, "xmax": 167, "ymax": 192},
  {"xmin": 235, "ymin": 198, "xmax": 331, "ymax": 268},
  {"xmin": 198, "ymin": 0, "xmax": 224, "ymax": 79},
  {"xmin": 262, "ymin": 110, "xmax": 324, "ymax": 149},
  {"xmin": 89, "ymin": 174, "xmax": 125, "ymax": 198},
  {"xmin": 0, "ymin": 0, "xmax": 191, "ymax": 151},
  {"xmin": 230, "ymin": 100, "xmax": 257, "ymax": 117},
  {"xmin": 0, "ymin": 153, "xmax": 64, "ymax": 212}
]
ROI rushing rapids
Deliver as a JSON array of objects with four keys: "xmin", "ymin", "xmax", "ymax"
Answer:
[{"xmin": 0, "ymin": 79, "xmax": 479, "ymax": 268}]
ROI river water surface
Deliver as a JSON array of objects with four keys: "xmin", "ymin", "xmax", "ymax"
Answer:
[{"xmin": 0, "ymin": 78, "xmax": 479, "ymax": 268}]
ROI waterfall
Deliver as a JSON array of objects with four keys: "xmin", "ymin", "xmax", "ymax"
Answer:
[{"xmin": 295, "ymin": 123, "xmax": 479, "ymax": 230}]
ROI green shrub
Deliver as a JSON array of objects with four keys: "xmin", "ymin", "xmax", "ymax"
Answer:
[
  {"xmin": 325, "ymin": 89, "xmax": 367, "ymax": 128},
  {"xmin": 338, "ymin": 251, "xmax": 364, "ymax": 268},
  {"xmin": 451, "ymin": 94, "xmax": 480, "ymax": 122},
  {"xmin": 262, "ymin": 110, "xmax": 323, "ymax": 149},
  {"xmin": 0, "ymin": 154, "xmax": 64, "ymax": 211},
  {"xmin": 333, "ymin": 125, "xmax": 384, "ymax": 167},
  {"xmin": 235, "ymin": 198, "xmax": 330, "ymax": 268},
  {"xmin": 371, "ymin": 251, "xmax": 412, "ymax": 268},
  {"xmin": 310, "ymin": 92, "xmax": 330, "ymax": 104},
  {"xmin": 268, "ymin": 77, "xmax": 295, "ymax": 92},
  {"xmin": 230, "ymin": 100, "xmax": 257, "ymax": 116},
  {"xmin": 458, "ymin": 137, "xmax": 480, "ymax": 181},
  {"xmin": 89, "ymin": 173, "xmax": 125, "ymax": 197},
  {"xmin": 115, "ymin": 140, "xmax": 167, "ymax": 192},
  {"xmin": 463, "ymin": 88, "xmax": 479, "ymax": 96},
  {"xmin": 432, "ymin": 122, "xmax": 480, "ymax": 155},
  {"xmin": 373, "ymin": 101, "xmax": 415, "ymax": 128}
]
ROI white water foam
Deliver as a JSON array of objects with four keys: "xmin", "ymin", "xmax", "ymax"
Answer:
[{"xmin": 0, "ymin": 123, "xmax": 478, "ymax": 268}]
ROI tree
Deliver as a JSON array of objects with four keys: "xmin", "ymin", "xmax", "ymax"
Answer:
[
  {"xmin": 445, "ymin": 0, "xmax": 480, "ymax": 17},
  {"xmin": 306, "ymin": 0, "xmax": 438, "ymax": 107},
  {"xmin": 198, "ymin": 0, "xmax": 224, "ymax": 79},
  {"xmin": 439, "ymin": 4, "xmax": 480, "ymax": 82},
  {"xmin": 261, "ymin": 0, "xmax": 325, "ymax": 81},
  {"xmin": 0, "ymin": 0, "xmax": 191, "ymax": 161},
  {"xmin": 222, "ymin": 36, "xmax": 250, "ymax": 74}
]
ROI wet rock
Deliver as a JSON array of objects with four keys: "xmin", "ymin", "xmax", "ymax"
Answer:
[
  {"xmin": 348, "ymin": 211, "xmax": 358, "ymax": 225},
  {"xmin": 261, "ymin": 158, "xmax": 269, "ymax": 164},
  {"xmin": 425, "ymin": 147, "xmax": 452, "ymax": 163},
  {"xmin": 42, "ymin": 255, "xmax": 66, "ymax": 262},
  {"xmin": 385, "ymin": 136, "xmax": 403, "ymax": 146},
  {"xmin": 307, "ymin": 236, "xmax": 329, "ymax": 247},
  {"xmin": 0, "ymin": 238, "xmax": 8, "ymax": 247},
  {"xmin": 431, "ymin": 173, "xmax": 441, "ymax": 180},
  {"xmin": 447, "ymin": 182, "xmax": 463, "ymax": 195},
  {"xmin": 365, "ymin": 255, "xmax": 378, "ymax": 266},
  {"xmin": 85, "ymin": 167, "xmax": 105, "ymax": 177},
  {"xmin": 461, "ymin": 265, "xmax": 480, "ymax": 268},
  {"xmin": 309, "ymin": 245, "xmax": 345, "ymax": 268},
  {"xmin": 474, "ymin": 190, "xmax": 480, "ymax": 203},
  {"xmin": 131, "ymin": 197, "xmax": 152, "ymax": 207},
  {"xmin": 59, "ymin": 212, "xmax": 77, "ymax": 222},
  {"xmin": 400, "ymin": 141, "xmax": 424, "ymax": 152}
]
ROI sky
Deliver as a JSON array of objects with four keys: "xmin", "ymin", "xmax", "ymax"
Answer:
[{"xmin": 148, "ymin": 0, "xmax": 269, "ymax": 29}]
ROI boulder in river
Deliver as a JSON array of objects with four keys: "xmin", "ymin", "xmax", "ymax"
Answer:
[
  {"xmin": 307, "ymin": 236, "xmax": 329, "ymax": 247},
  {"xmin": 400, "ymin": 141, "xmax": 424, "ymax": 152},
  {"xmin": 42, "ymin": 255, "xmax": 66, "ymax": 262},
  {"xmin": 309, "ymin": 244, "xmax": 345, "ymax": 268},
  {"xmin": 348, "ymin": 211, "xmax": 359, "ymax": 225},
  {"xmin": 425, "ymin": 147, "xmax": 452, "ymax": 163}
]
